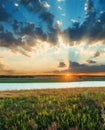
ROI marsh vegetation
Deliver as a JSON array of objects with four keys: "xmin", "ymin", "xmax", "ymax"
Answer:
[{"xmin": 0, "ymin": 87, "xmax": 105, "ymax": 130}]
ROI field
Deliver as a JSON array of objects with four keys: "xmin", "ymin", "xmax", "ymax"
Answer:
[{"xmin": 0, "ymin": 87, "xmax": 105, "ymax": 130}]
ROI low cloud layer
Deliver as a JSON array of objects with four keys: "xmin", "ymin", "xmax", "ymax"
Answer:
[
  {"xmin": 58, "ymin": 62, "xmax": 66, "ymax": 68},
  {"xmin": 69, "ymin": 61, "xmax": 105, "ymax": 73},
  {"xmin": 86, "ymin": 60, "xmax": 96, "ymax": 64}
]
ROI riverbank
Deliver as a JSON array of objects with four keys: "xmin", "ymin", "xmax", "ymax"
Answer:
[
  {"xmin": 0, "ymin": 75, "xmax": 105, "ymax": 83},
  {"xmin": 0, "ymin": 87, "xmax": 105, "ymax": 98}
]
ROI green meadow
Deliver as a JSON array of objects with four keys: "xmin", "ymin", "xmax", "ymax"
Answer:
[{"xmin": 0, "ymin": 87, "xmax": 105, "ymax": 130}]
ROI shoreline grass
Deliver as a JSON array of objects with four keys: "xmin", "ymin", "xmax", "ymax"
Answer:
[
  {"xmin": 0, "ymin": 87, "xmax": 105, "ymax": 98},
  {"xmin": 0, "ymin": 87, "xmax": 105, "ymax": 130}
]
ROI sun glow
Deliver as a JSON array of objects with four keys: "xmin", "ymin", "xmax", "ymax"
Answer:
[{"xmin": 66, "ymin": 73, "xmax": 70, "ymax": 77}]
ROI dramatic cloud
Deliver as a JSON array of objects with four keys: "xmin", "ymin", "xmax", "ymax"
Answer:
[
  {"xmin": 0, "ymin": 31, "xmax": 21, "ymax": 47},
  {"xmin": 84, "ymin": 0, "xmax": 95, "ymax": 13},
  {"xmin": 40, "ymin": 12, "xmax": 54, "ymax": 29},
  {"xmin": 0, "ymin": 0, "xmax": 105, "ymax": 75},
  {"xmin": 20, "ymin": 0, "xmax": 50, "ymax": 14},
  {"xmin": 69, "ymin": 61, "xmax": 105, "ymax": 73},
  {"xmin": 20, "ymin": 0, "xmax": 43, "ymax": 13},
  {"xmin": 93, "ymin": 50, "xmax": 105, "ymax": 58},
  {"xmin": 0, "ymin": 0, "xmax": 57, "ymax": 55},
  {"xmin": 12, "ymin": 20, "xmax": 35, "ymax": 36},
  {"xmin": 64, "ymin": 0, "xmax": 105, "ymax": 44},
  {"xmin": 0, "ymin": 30, "xmax": 35, "ymax": 56},
  {"xmin": 58, "ymin": 62, "xmax": 66, "ymax": 68},
  {"xmin": 1, "ymin": 0, "xmax": 105, "ymax": 56},
  {"xmin": 94, "ymin": 51, "xmax": 101, "ymax": 58},
  {"xmin": 86, "ymin": 60, "xmax": 96, "ymax": 64}
]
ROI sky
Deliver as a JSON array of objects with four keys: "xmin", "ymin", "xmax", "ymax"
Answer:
[{"xmin": 0, "ymin": 0, "xmax": 105, "ymax": 75}]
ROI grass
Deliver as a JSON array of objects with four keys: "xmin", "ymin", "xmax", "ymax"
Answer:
[{"xmin": 0, "ymin": 87, "xmax": 105, "ymax": 130}]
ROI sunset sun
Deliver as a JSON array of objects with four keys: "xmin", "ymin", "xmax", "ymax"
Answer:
[{"xmin": 66, "ymin": 73, "xmax": 70, "ymax": 77}]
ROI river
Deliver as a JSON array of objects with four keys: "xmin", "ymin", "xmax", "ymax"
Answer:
[{"xmin": 0, "ymin": 81, "xmax": 105, "ymax": 91}]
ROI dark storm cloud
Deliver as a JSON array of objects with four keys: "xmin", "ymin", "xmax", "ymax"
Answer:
[
  {"xmin": 40, "ymin": 12, "xmax": 54, "ymax": 30},
  {"xmin": 0, "ymin": 4, "xmax": 10, "ymax": 21},
  {"xmin": 20, "ymin": 0, "xmax": 42, "ymax": 13},
  {"xmin": 20, "ymin": 0, "xmax": 50, "ymax": 13},
  {"xmin": 64, "ymin": 0, "xmax": 96, "ymax": 41},
  {"xmin": 12, "ymin": 20, "xmax": 35, "ymax": 35},
  {"xmin": 20, "ymin": 0, "xmax": 52, "ymax": 32},
  {"xmin": 39, "ymin": 11, "xmax": 58, "ymax": 43},
  {"xmin": 0, "ymin": 22, "xmax": 36, "ymax": 56},
  {"xmin": 86, "ymin": 60, "xmax": 96, "ymax": 64},
  {"xmin": 18, "ymin": 22, "xmax": 35, "ymax": 36},
  {"xmin": 0, "ymin": 31, "xmax": 32, "ymax": 56},
  {"xmin": 84, "ymin": 0, "xmax": 95, "ymax": 14},
  {"xmin": 20, "ymin": 23, "xmax": 35, "ymax": 35},
  {"xmin": 69, "ymin": 61, "xmax": 105, "ymax": 73},
  {"xmin": 64, "ymin": 0, "xmax": 105, "ymax": 43},
  {"xmin": 12, "ymin": 20, "xmax": 20, "ymax": 32},
  {"xmin": 0, "ymin": 21, "xmax": 50, "ymax": 56},
  {"xmin": 58, "ymin": 62, "xmax": 66, "ymax": 68},
  {"xmin": 35, "ymin": 27, "xmax": 47, "ymax": 40},
  {"xmin": 12, "ymin": 20, "xmax": 47, "ymax": 40},
  {"xmin": 48, "ymin": 29, "xmax": 59, "ymax": 44},
  {"xmin": 93, "ymin": 51, "xmax": 105, "ymax": 58},
  {"xmin": 0, "ymin": 31, "xmax": 21, "ymax": 46},
  {"xmin": 94, "ymin": 51, "xmax": 100, "ymax": 58},
  {"xmin": 71, "ymin": 20, "xmax": 79, "ymax": 29}
]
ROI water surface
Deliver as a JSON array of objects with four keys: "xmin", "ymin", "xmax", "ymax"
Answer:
[{"xmin": 0, "ymin": 81, "xmax": 105, "ymax": 91}]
